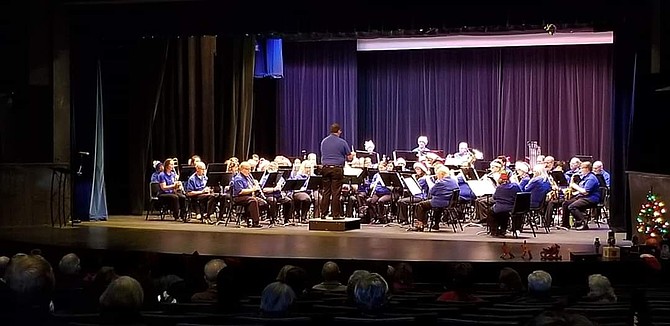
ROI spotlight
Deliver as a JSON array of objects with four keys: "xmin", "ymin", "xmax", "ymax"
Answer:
[{"xmin": 544, "ymin": 24, "xmax": 556, "ymax": 35}]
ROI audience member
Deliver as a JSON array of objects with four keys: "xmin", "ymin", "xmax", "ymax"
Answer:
[
  {"xmin": 191, "ymin": 259, "xmax": 227, "ymax": 303},
  {"xmin": 216, "ymin": 265, "xmax": 243, "ymax": 311},
  {"xmin": 99, "ymin": 276, "xmax": 144, "ymax": 324},
  {"xmin": 312, "ymin": 261, "xmax": 347, "ymax": 292},
  {"xmin": 347, "ymin": 270, "xmax": 371, "ymax": 302},
  {"xmin": 515, "ymin": 270, "xmax": 560, "ymax": 304},
  {"xmin": 498, "ymin": 267, "xmax": 524, "ymax": 293},
  {"xmin": 437, "ymin": 263, "xmax": 483, "ymax": 302},
  {"xmin": 353, "ymin": 272, "xmax": 389, "ymax": 312},
  {"xmin": 4, "ymin": 254, "xmax": 55, "ymax": 325},
  {"xmin": 526, "ymin": 311, "xmax": 594, "ymax": 326},
  {"xmin": 387, "ymin": 262, "xmax": 414, "ymax": 293},
  {"xmin": 584, "ymin": 274, "xmax": 616, "ymax": 303},
  {"xmin": 260, "ymin": 281, "xmax": 295, "ymax": 316},
  {"xmin": 0, "ymin": 255, "xmax": 9, "ymax": 281}
]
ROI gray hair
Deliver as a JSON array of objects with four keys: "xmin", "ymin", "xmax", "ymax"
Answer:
[
  {"xmin": 354, "ymin": 272, "xmax": 389, "ymax": 311},
  {"xmin": 260, "ymin": 281, "xmax": 295, "ymax": 314},
  {"xmin": 528, "ymin": 270, "xmax": 552, "ymax": 294},
  {"xmin": 204, "ymin": 259, "xmax": 227, "ymax": 284},
  {"xmin": 58, "ymin": 253, "xmax": 81, "ymax": 276},
  {"xmin": 99, "ymin": 276, "xmax": 144, "ymax": 313},
  {"xmin": 587, "ymin": 274, "xmax": 616, "ymax": 302}
]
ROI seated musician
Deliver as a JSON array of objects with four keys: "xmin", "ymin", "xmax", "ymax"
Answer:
[
  {"xmin": 412, "ymin": 136, "xmax": 431, "ymax": 158},
  {"xmin": 150, "ymin": 160, "xmax": 163, "ymax": 183},
  {"xmin": 561, "ymin": 161, "xmax": 601, "ymax": 230},
  {"xmin": 188, "ymin": 155, "xmax": 202, "ymax": 167},
  {"xmin": 290, "ymin": 161, "xmax": 317, "ymax": 222},
  {"xmin": 511, "ymin": 161, "xmax": 531, "ymax": 189},
  {"xmin": 231, "ymin": 161, "xmax": 267, "ymax": 228},
  {"xmin": 592, "ymin": 161, "xmax": 611, "ymax": 188},
  {"xmin": 455, "ymin": 172, "xmax": 475, "ymax": 203},
  {"xmin": 365, "ymin": 161, "xmax": 394, "ymax": 224},
  {"xmin": 451, "ymin": 142, "xmax": 476, "ymax": 167},
  {"xmin": 490, "ymin": 172, "xmax": 521, "ymax": 237},
  {"xmin": 158, "ymin": 158, "xmax": 186, "ymax": 221},
  {"xmin": 261, "ymin": 162, "xmax": 292, "ymax": 225},
  {"xmin": 185, "ymin": 161, "xmax": 217, "ymax": 223},
  {"xmin": 474, "ymin": 159, "xmax": 504, "ymax": 224},
  {"xmin": 410, "ymin": 166, "xmax": 459, "ymax": 232},
  {"xmin": 564, "ymin": 157, "xmax": 582, "ymax": 184},
  {"xmin": 524, "ymin": 164, "xmax": 552, "ymax": 210},
  {"xmin": 543, "ymin": 156, "xmax": 556, "ymax": 172},
  {"xmin": 397, "ymin": 162, "xmax": 430, "ymax": 225}
]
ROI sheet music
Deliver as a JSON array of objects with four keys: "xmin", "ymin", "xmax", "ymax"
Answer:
[
  {"xmin": 466, "ymin": 180, "xmax": 496, "ymax": 197},
  {"xmin": 403, "ymin": 176, "xmax": 423, "ymax": 197},
  {"xmin": 343, "ymin": 167, "xmax": 363, "ymax": 177}
]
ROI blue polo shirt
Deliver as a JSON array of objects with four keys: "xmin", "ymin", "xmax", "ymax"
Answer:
[
  {"xmin": 186, "ymin": 173, "xmax": 208, "ymax": 193},
  {"xmin": 232, "ymin": 173, "xmax": 254, "ymax": 197},
  {"xmin": 158, "ymin": 171, "xmax": 178, "ymax": 194},
  {"xmin": 493, "ymin": 183, "xmax": 522, "ymax": 213},
  {"xmin": 430, "ymin": 177, "xmax": 459, "ymax": 208},
  {"xmin": 320, "ymin": 134, "xmax": 350, "ymax": 166},
  {"xmin": 524, "ymin": 176, "xmax": 552, "ymax": 208},
  {"xmin": 577, "ymin": 172, "xmax": 601, "ymax": 203}
]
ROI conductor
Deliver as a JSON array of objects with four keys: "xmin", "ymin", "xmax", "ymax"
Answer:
[{"xmin": 320, "ymin": 123, "xmax": 354, "ymax": 219}]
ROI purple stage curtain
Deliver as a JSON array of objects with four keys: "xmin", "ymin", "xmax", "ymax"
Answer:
[
  {"xmin": 358, "ymin": 45, "xmax": 613, "ymax": 164},
  {"xmin": 278, "ymin": 41, "xmax": 358, "ymax": 156}
]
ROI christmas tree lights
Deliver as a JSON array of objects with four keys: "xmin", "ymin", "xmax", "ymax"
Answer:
[{"xmin": 636, "ymin": 190, "xmax": 669, "ymax": 238}]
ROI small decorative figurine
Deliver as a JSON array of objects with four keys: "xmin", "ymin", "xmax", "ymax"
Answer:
[
  {"xmin": 500, "ymin": 242, "xmax": 515, "ymax": 260},
  {"xmin": 521, "ymin": 240, "xmax": 533, "ymax": 260},
  {"xmin": 540, "ymin": 244, "xmax": 562, "ymax": 261}
]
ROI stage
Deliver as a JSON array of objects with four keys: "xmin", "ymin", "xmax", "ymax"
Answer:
[{"xmin": 0, "ymin": 215, "xmax": 612, "ymax": 262}]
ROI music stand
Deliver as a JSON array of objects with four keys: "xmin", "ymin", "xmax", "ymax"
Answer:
[
  {"xmin": 428, "ymin": 149, "xmax": 445, "ymax": 158},
  {"xmin": 206, "ymin": 172, "xmax": 232, "ymax": 193},
  {"xmin": 261, "ymin": 172, "xmax": 280, "ymax": 188},
  {"xmin": 460, "ymin": 167, "xmax": 479, "ymax": 180},
  {"xmin": 281, "ymin": 179, "xmax": 307, "ymax": 224},
  {"xmin": 180, "ymin": 166, "xmax": 195, "ymax": 182},
  {"xmin": 551, "ymin": 171, "xmax": 569, "ymax": 187},
  {"xmin": 401, "ymin": 175, "xmax": 425, "ymax": 226},
  {"xmin": 393, "ymin": 150, "xmax": 418, "ymax": 164},
  {"xmin": 575, "ymin": 155, "xmax": 593, "ymax": 163},
  {"xmin": 467, "ymin": 180, "xmax": 496, "ymax": 197},
  {"xmin": 306, "ymin": 176, "xmax": 322, "ymax": 218},
  {"xmin": 251, "ymin": 171, "xmax": 264, "ymax": 181},
  {"xmin": 380, "ymin": 172, "xmax": 404, "ymax": 224},
  {"xmin": 207, "ymin": 163, "xmax": 227, "ymax": 173},
  {"xmin": 343, "ymin": 167, "xmax": 365, "ymax": 217},
  {"xmin": 355, "ymin": 151, "xmax": 380, "ymax": 166}
]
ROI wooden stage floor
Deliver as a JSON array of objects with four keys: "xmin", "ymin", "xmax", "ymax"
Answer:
[{"xmin": 0, "ymin": 215, "xmax": 613, "ymax": 262}]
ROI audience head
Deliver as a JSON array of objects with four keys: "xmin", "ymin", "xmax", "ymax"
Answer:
[
  {"xmin": 450, "ymin": 263, "xmax": 475, "ymax": 292},
  {"xmin": 354, "ymin": 272, "xmax": 389, "ymax": 311},
  {"xmin": 498, "ymin": 267, "xmax": 523, "ymax": 292},
  {"xmin": 321, "ymin": 261, "xmax": 341, "ymax": 282},
  {"xmin": 260, "ymin": 281, "xmax": 295, "ymax": 315},
  {"xmin": 587, "ymin": 274, "xmax": 616, "ymax": 302},
  {"xmin": 347, "ymin": 270, "xmax": 371, "ymax": 300},
  {"xmin": 4, "ymin": 254, "xmax": 55, "ymax": 309},
  {"xmin": 389, "ymin": 262, "xmax": 413, "ymax": 290},
  {"xmin": 204, "ymin": 259, "xmax": 227, "ymax": 287},
  {"xmin": 217, "ymin": 265, "xmax": 243, "ymax": 309},
  {"xmin": 528, "ymin": 270, "xmax": 552, "ymax": 295},
  {"xmin": 58, "ymin": 253, "xmax": 81, "ymax": 276},
  {"xmin": 0, "ymin": 256, "xmax": 10, "ymax": 279},
  {"xmin": 527, "ymin": 311, "xmax": 595, "ymax": 326},
  {"xmin": 99, "ymin": 276, "xmax": 144, "ymax": 314}
]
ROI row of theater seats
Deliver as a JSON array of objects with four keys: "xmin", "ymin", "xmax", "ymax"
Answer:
[{"xmin": 52, "ymin": 284, "xmax": 670, "ymax": 326}]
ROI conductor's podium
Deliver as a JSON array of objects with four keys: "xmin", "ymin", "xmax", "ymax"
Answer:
[{"xmin": 309, "ymin": 217, "xmax": 361, "ymax": 231}]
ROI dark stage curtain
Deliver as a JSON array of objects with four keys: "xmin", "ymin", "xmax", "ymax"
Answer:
[
  {"xmin": 357, "ymin": 45, "xmax": 613, "ymax": 164},
  {"xmin": 277, "ymin": 41, "xmax": 358, "ymax": 156},
  {"xmin": 75, "ymin": 35, "xmax": 256, "ymax": 215}
]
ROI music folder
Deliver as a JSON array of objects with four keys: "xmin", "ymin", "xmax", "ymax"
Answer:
[
  {"xmin": 380, "ymin": 171, "xmax": 403, "ymax": 188},
  {"xmin": 206, "ymin": 172, "xmax": 233, "ymax": 191},
  {"xmin": 179, "ymin": 166, "xmax": 195, "ymax": 182},
  {"xmin": 306, "ymin": 175, "xmax": 322, "ymax": 190},
  {"xmin": 551, "ymin": 171, "xmax": 569, "ymax": 187},
  {"xmin": 466, "ymin": 180, "xmax": 496, "ymax": 197},
  {"xmin": 343, "ymin": 167, "xmax": 366, "ymax": 184},
  {"xmin": 282, "ymin": 179, "xmax": 306, "ymax": 192},
  {"xmin": 261, "ymin": 172, "xmax": 280, "ymax": 188}
]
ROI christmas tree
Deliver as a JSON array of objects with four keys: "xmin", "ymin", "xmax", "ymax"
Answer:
[{"xmin": 636, "ymin": 190, "xmax": 669, "ymax": 238}]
